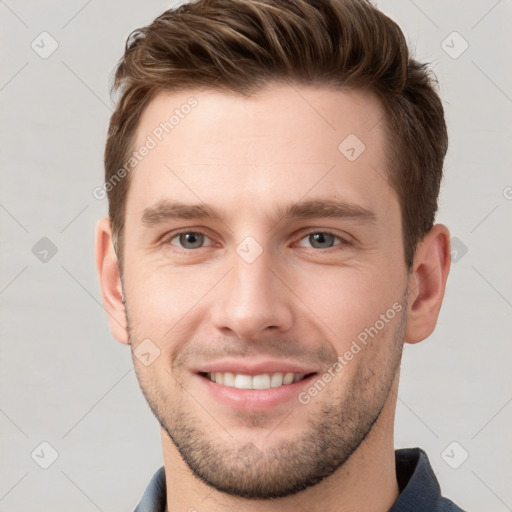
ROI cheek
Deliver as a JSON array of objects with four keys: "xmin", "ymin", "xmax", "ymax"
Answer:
[
  {"xmin": 123, "ymin": 262, "xmax": 219, "ymax": 338},
  {"xmin": 291, "ymin": 264, "xmax": 405, "ymax": 350}
]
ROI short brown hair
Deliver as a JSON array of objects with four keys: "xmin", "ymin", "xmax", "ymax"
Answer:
[{"xmin": 104, "ymin": 0, "xmax": 448, "ymax": 272}]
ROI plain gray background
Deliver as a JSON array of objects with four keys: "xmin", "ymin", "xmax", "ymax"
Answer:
[{"xmin": 1, "ymin": 1, "xmax": 511, "ymax": 510}]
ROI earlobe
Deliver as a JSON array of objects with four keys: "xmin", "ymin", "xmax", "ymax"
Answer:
[
  {"xmin": 95, "ymin": 217, "xmax": 129, "ymax": 344},
  {"xmin": 404, "ymin": 224, "xmax": 451, "ymax": 344}
]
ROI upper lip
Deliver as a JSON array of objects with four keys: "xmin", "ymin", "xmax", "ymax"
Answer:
[{"xmin": 195, "ymin": 359, "xmax": 318, "ymax": 376}]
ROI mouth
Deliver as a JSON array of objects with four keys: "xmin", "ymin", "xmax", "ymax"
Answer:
[
  {"xmin": 194, "ymin": 360, "xmax": 321, "ymax": 410},
  {"xmin": 199, "ymin": 371, "xmax": 317, "ymax": 390}
]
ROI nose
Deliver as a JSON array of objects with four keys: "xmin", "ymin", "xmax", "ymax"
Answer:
[{"xmin": 210, "ymin": 249, "xmax": 294, "ymax": 341}]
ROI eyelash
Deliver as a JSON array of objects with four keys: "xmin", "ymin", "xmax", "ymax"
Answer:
[{"xmin": 163, "ymin": 230, "xmax": 351, "ymax": 253}]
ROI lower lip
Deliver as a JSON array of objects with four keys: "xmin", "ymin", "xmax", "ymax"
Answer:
[{"xmin": 195, "ymin": 373, "xmax": 317, "ymax": 411}]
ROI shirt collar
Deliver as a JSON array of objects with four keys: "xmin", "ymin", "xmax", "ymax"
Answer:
[
  {"xmin": 133, "ymin": 466, "xmax": 166, "ymax": 512},
  {"xmin": 390, "ymin": 447, "xmax": 465, "ymax": 511}
]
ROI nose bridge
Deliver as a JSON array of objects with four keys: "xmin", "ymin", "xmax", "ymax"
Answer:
[{"xmin": 211, "ymin": 245, "xmax": 293, "ymax": 338}]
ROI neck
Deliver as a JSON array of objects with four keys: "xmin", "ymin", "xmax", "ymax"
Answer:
[{"xmin": 161, "ymin": 378, "xmax": 400, "ymax": 512}]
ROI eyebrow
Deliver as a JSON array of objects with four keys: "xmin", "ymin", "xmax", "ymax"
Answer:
[
  {"xmin": 141, "ymin": 201, "xmax": 223, "ymax": 226},
  {"xmin": 141, "ymin": 198, "xmax": 377, "ymax": 227},
  {"xmin": 274, "ymin": 199, "xmax": 376, "ymax": 223}
]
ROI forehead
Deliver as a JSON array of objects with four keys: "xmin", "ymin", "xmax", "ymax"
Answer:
[{"xmin": 126, "ymin": 83, "xmax": 396, "ymax": 223}]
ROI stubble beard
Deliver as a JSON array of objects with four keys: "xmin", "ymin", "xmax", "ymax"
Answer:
[{"xmin": 127, "ymin": 301, "xmax": 406, "ymax": 500}]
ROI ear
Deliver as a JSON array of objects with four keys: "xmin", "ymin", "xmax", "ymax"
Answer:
[
  {"xmin": 95, "ymin": 217, "xmax": 129, "ymax": 344},
  {"xmin": 404, "ymin": 224, "xmax": 451, "ymax": 344}
]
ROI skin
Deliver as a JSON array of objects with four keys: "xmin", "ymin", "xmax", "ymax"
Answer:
[{"xmin": 96, "ymin": 83, "xmax": 451, "ymax": 512}]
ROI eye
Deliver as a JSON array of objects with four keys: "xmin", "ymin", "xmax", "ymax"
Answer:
[
  {"xmin": 296, "ymin": 231, "xmax": 346, "ymax": 250},
  {"xmin": 168, "ymin": 231, "xmax": 212, "ymax": 250}
]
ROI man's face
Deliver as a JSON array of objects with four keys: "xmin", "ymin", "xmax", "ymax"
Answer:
[{"xmin": 121, "ymin": 84, "xmax": 410, "ymax": 498}]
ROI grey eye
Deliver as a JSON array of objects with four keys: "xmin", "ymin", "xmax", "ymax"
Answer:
[
  {"xmin": 176, "ymin": 232, "xmax": 205, "ymax": 249},
  {"xmin": 307, "ymin": 232, "xmax": 337, "ymax": 249}
]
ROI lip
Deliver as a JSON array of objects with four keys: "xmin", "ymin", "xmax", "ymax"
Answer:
[
  {"xmin": 195, "ymin": 359, "xmax": 318, "ymax": 376},
  {"xmin": 193, "ymin": 371, "xmax": 317, "ymax": 411}
]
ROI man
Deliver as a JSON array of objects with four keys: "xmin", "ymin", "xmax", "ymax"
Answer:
[{"xmin": 95, "ymin": 0, "xmax": 464, "ymax": 510}]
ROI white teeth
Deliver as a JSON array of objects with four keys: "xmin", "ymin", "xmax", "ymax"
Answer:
[
  {"xmin": 205, "ymin": 371, "xmax": 309, "ymax": 389},
  {"xmin": 234, "ymin": 374, "xmax": 252, "ymax": 389},
  {"xmin": 223, "ymin": 372, "xmax": 235, "ymax": 387},
  {"xmin": 270, "ymin": 372, "xmax": 284, "ymax": 388},
  {"xmin": 283, "ymin": 373, "xmax": 294, "ymax": 385},
  {"xmin": 252, "ymin": 374, "xmax": 271, "ymax": 390}
]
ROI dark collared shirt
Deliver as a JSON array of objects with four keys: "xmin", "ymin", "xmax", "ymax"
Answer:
[{"xmin": 134, "ymin": 447, "xmax": 466, "ymax": 511}]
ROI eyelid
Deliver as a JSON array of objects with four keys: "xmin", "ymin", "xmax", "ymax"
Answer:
[
  {"xmin": 163, "ymin": 229, "xmax": 216, "ymax": 249},
  {"xmin": 293, "ymin": 229, "xmax": 351, "ymax": 249}
]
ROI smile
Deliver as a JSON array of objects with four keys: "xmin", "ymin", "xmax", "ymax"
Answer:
[{"xmin": 202, "ymin": 372, "xmax": 313, "ymax": 390}]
